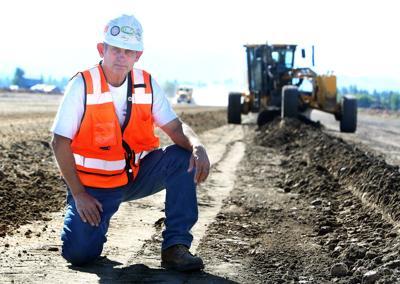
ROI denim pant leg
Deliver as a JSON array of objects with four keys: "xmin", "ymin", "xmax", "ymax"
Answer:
[
  {"xmin": 61, "ymin": 187, "xmax": 124, "ymax": 266},
  {"xmin": 123, "ymin": 144, "xmax": 198, "ymax": 250}
]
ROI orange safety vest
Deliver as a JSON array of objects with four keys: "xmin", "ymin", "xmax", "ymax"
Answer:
[{"xmin": 71, "ymin": 64, "xmax": 160, "ymax": 188}]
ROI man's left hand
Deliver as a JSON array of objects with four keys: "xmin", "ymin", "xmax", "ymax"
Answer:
[{"xmin": 188, "ymin": 145, "xmax": 210, "ymax": 184}]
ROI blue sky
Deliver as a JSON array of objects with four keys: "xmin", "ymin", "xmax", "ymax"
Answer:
[{"xmin": 1, "ymin": 0, "xmax": 399, "ymax": 91}]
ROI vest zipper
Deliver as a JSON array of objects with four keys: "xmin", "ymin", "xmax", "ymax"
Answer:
[
  {"xmin": 121, "ymin": 71, "xmax": 134, "ymax": 182},
  {"xmin": 122, "ymin": 140, "xmax": 134, "ymax": 182}
]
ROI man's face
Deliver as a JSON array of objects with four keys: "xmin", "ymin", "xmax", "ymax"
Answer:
[{"xmin": 98, "ymin": 43, "xmax": 142, "ymax": 76}]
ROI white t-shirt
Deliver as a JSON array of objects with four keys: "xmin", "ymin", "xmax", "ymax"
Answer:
[{"xmin": 51, "ymin": 72, "xmax": 177, "ymax": 139}]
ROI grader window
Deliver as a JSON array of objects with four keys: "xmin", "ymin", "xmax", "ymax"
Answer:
[
  {"xmin": 285, "ymin": 52, "xmax": 293, "ymax": 68},
  {"xmin": 271, "ymin": 51, "xmax": 279, "ymax": 63},
  {"xmin": 271, "ymin": 50, "xmax": 294, "ymax": 69}
]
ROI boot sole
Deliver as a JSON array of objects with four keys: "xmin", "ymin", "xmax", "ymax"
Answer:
[{"xmin": 161, "ymin": 261, "xmax": 204, "ymax": 272}]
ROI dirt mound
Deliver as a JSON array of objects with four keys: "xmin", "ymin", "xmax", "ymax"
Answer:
[
  {"xmin": 255, "ymin": 117, "xmax": 322, "ymax": 148},
  {"xmin": 254, "ymin": 118, "xmax": 400, "ymax": 282},
  {"xmin": 0, "ymin": 110, "xmax": 227, "ymax": 237},
  {"xmin": 256, "ymin": 118, "xmax": 400, "ymax": 222}
]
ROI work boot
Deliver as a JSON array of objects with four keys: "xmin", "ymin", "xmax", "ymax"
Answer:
[{"xmin": 161, "ymin": 244, "xmax": 204, "ymax": 272}]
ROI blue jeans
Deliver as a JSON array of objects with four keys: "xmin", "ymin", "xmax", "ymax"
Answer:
[{"xmin": 61, "ymin": 145, "xmax": 198, "ymax": 266}]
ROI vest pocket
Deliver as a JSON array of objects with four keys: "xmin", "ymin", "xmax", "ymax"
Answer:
[
  {"xmin": 125, "ymin": 115, "xmax": 157, "ymax": 150},
  {"xmin": 136, "ymin": 116, "xmax": 154, "ymax": 141},
  {"xmin": 91, "ymin": 112, "xmax": 118, "ymax": 147}
]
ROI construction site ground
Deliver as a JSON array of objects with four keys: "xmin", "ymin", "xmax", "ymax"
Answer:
[{"xmin": 1, "ymin": 93, "xmax": 400, "ymax": 283}]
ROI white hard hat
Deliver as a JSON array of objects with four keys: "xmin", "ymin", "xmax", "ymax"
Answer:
[{"xmin": 103, "ymin": 14, "xmax": 143, "ymax": 51}]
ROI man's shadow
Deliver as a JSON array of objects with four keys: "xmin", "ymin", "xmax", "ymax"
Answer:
[{"xmin": 70, "ymin": 256, "xmax": 238, "ymax": 284}]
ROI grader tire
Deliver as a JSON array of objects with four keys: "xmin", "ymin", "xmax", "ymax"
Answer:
[
  {"xmin": 340, "ymin": 95, "xmax": 357, "ymax": 133},
  {"xmin": 228, "ymin": 93, "xmax": 242, "ymax": 124},
  {"xmin": 281, "ymin": 86, "xmax": 299, "ymax": 118}
]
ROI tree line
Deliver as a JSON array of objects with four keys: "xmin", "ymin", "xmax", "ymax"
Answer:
[
  {"xmin": 12, "ymin": 67, "xmax": 69, "ymax": 89},
  {"xmin": 339, "ymin": 85, "xmax": 400, "ymax": 111}
]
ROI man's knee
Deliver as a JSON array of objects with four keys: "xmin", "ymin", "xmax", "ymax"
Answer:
[
  {"xmin": 61, "ymin": 239, "xmax": 103, "ymax": 266},
  {"xmin": 165, "ymin": 145, "xmax": 192, "ymax": 165},
  {"xmin": 61, "ymin": 228, "xmax": 105, "ymax": 266}
]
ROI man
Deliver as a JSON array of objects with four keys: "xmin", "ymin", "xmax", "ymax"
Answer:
[{"xmin": 50, "ymin": 14, "xmax": 210, "ymax": 272}]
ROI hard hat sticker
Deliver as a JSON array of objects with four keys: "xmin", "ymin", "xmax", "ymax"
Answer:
[
  {"xmin": 121, "ymin": 26, "xmax": 134, "ymax": 35},
  {"xmin": 110, "ymin": 26, "xmax": 120, "ymax": 36}
]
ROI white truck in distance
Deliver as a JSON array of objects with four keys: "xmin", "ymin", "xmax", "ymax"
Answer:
[{"xmin": 175, "ymin": 86, "xmax": 194, "ymax": 104}]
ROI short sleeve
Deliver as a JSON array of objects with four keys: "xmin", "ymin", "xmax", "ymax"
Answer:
[
  {"xmin": 50, "ymin": 75, "xmax": 85, "ymax": 139},
  {"xmin": 151, "ymin": 77, "xmax": 177, "ymax": 127}
]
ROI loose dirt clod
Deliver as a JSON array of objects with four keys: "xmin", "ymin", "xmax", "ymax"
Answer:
[{"xmin": 330, "ymin": 262, "xmax": 348, "ymax": 277}]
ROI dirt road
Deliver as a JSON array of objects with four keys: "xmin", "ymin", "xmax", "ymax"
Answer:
[{"xmin": 1, "ymin": 93, "xmax": 400, "ymax": 283}]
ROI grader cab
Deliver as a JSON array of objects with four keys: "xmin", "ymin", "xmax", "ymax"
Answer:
[{"xmin": 228, "ymin": 43, "xmax": 357, "ymax": 133}]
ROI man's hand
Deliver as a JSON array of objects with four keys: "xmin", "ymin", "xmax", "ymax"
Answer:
[
  {"xmin": 73, "ymin": 191, "xmax": 103, "ymax": 226},
  {"xmin": 188, "ymin": 145, "xmax": 210, "ymax": 184},
  {"xmin": 51, "ymin": 134, "xmax": 103, "ymax": 226},
  {"xmin": 160, "ymin": 119, "xmax": 210, "ymax": 183}
]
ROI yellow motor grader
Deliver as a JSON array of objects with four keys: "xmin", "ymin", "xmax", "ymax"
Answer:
[{"xmin": 228, "ymin": 44, "xmax": 357, "ymax": 132}]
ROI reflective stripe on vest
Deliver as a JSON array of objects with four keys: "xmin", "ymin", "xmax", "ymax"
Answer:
[
  {"xmin": 132, "ymin": 68, "xmax": 152, "ymax": 103},
  {"xmin": 74, "ymin": 153, "xmax": 125, "ymax": 171},
  {"xmin": 71, "ymin": 64, "xmax": 159, "ymax": 188}
]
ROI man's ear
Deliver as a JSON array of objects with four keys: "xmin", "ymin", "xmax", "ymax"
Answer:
[
  {"xmin": 97, "ymin": 43, "xmax": 105, "ymax": 58},
  {"xmin": 135, "ymin": 51, "xmax": 143, "ymax": 63}
]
